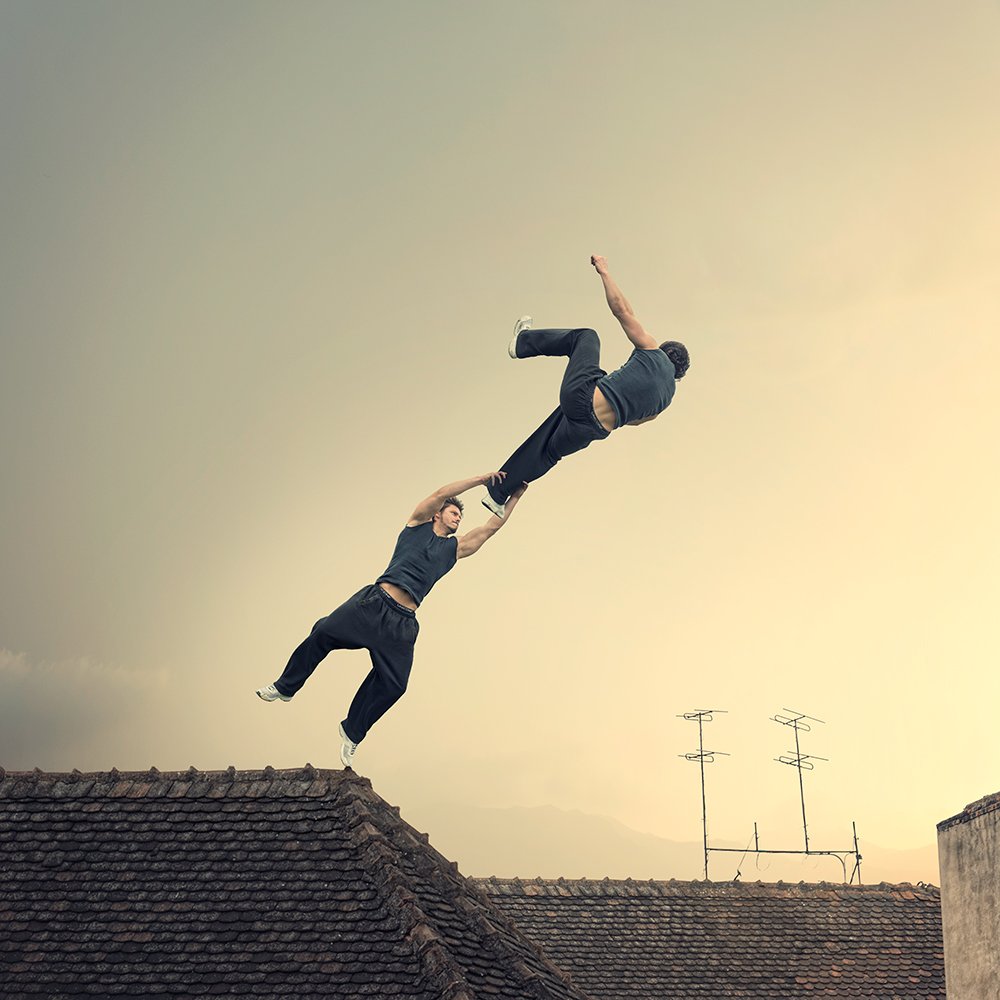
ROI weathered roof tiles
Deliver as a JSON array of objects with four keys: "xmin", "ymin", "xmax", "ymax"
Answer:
[
  {"xmin": 476, "ymin": 876, "xmax": 946, "ymax": 1000},
  {"xmin": 0, "ymin": 766, "xmax": 594, "ymax": 1000}
]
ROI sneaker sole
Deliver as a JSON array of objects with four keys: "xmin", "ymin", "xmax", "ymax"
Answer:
[
  {"xmin": 481, "ymin": 496, "xmax": 505, "ymax": 519},
  {"xmin": 509, "ymin": 316, "xmax": 532, "ymax": 358},
  {"xmin": 339, "ymin": 724, "xmax": 358, "ymax": 769},
  {"xmin": 256, "ymin": 689, "xmax": 291, "ymax": 703}
]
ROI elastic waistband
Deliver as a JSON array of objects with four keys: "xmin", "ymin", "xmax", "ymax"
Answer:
[{"xmin": 375, "ymin": 584, "xmax": 417, "ymax": 618}]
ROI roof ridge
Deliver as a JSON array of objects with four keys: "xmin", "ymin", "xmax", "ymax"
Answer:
[
  {"xmin": 341, "ymin": 780, "xmax": 477, "ymax": 1000},
  {"xmin": 448, "ymin": 877, "xmax": 592, "ymax": 1000},
  {"xmin": 0, "ymin": 764, "xmax": 342, "ymax": 780},
  {"xmin": 344, "ymin": 782, "xmax": 591, "ymax": 1000},
  {"xmin": 474, "ymin": 875, "xmax": 940, "ymax": 897},
  {"xmin": 0, "ymin": 764, "xmax": 354, "ymax": 798}
]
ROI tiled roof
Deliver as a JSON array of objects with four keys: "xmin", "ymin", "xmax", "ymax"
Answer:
[
  {"xmin": 0, "ymin": 766, "xmax": 593, "ymax": 1000},
  {"xmin": 475, "ymin": 876, "xmax": 945, "ymax": 1000},
  {"xmin": 937, "ymin": 789, "xmax": 1000, "ymax": 832}
]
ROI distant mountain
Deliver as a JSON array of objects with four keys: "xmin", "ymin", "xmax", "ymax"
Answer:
[{"xmin": 404, "ymin": 800, "xmax": 939, "ymax": 886}]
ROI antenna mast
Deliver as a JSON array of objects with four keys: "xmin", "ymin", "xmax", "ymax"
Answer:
[
  {"xmin": 772, "ymin": 708, "xmax": 827, "ymax": 853},
  {"xmin": 678, "ymin": 709, "xmax": 729, "ymax": 880}
]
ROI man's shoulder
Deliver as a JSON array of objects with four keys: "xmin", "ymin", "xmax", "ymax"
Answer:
[
  {"xmin": 634, "ymin": 346, "xmax": 667, "ymax": 360},
  {"xmin": 634, "ymin": 347, "xmax": 674, "ymax": 376},
  {"xmin": 403, "ymin": 518, "xmax": 433, "ymax": 530}
]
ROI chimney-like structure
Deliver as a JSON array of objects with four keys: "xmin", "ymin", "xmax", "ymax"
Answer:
[{"xmin": 938, "ymin": 790, "xmax": 1000, "ymax": 1000}]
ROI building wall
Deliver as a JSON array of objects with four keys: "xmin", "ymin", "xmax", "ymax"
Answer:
[{"xmin": 938, "ymin": 793, "xmax": 1000, "ymax": 1000}]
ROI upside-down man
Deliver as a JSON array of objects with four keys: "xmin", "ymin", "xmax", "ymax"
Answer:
[{"xmin": 482, "ymin": 255, "xmax": 689, "ymax": 517}]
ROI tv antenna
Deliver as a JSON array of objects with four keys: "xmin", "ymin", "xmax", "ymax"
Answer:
[
  {"xmin": 677, "ymin": 709, "xmax": 729, "ymax": 880},
  {"xmin": 773, "ymin": 708, "xmax": 828, "ymax": 853},
  {"xmin": 679, "ymin": 707, "xmax": 862, "ymax": 884}
]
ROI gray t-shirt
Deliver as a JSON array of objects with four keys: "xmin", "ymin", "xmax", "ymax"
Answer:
[{"xmin": 597, "ymin": 348, "xmax": 676, "ymax": 427}]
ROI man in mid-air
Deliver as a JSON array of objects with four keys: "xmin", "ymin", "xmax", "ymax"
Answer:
[
  {"xmin": 482, "ymin": 255, "xmax": 689, "ymax": 517},
  {"xmin": 257, "ymin": 472, "xmax": 527, "ymax": 768}
]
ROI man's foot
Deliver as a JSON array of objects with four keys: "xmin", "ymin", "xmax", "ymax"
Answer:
[
  {"xmin": 256, "ymin": 683, "xmax": 291, "ymax": 702},
  {"xmin": 482, "ymin": 494, "xmax": 506, "ymax": 519},
  {"xmin": 339, "ymin": 723, "xmax": 359, "ymax": 769},
  {"xmin": 508, "ymin": 316, "xmax": 532, "ymax": 358}
]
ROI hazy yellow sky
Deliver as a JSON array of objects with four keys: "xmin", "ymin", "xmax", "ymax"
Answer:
[{"xmin": 2, "ymin": 1, "xmax": 998, "ymax": 884}]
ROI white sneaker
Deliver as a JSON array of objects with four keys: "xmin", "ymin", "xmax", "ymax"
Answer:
[
  {"xmin": 481, "ymin": 494, "xmax": 506, "ymax": 519},
  {"xmin": 256, "ymin": 683, "xmax": 291, "ymax": 702},
  {"xmin": 508, "ymin": 315, "xmax": 532, "ymax": 358},
  {"xmin": 339, "ymin": 723, "xmax": 359, "ymax": 769}
]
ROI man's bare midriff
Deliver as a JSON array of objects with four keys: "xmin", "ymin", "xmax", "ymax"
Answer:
[
  {"xmin": 592, "ymin": 386, "xmax": 618, "ymax": 432},
  {"xmin": 379, "ymin": 581, "xmax": 418, "ymax": 610}
]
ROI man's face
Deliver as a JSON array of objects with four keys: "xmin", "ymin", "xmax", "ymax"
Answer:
[{"xmin": 436, "ymin": 503, "xmax": 463, "ymax": 535}]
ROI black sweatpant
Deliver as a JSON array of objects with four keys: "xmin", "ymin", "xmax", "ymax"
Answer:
[
  {"xmin": 488, "ymin": 327, "xmax": 612, "ymax": 504},
  {"xmin": 274, "ymin": 584, "xmax": 419, "ymax": 744}
]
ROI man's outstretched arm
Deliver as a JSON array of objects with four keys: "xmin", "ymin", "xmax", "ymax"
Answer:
[
  {"xmin": 591, "ymin": 255, "xmax": 658, "ymax": 351},
  {"xmin": 456, "ymin": 482, "xmax": 528, "ymax": 559},
  {"xmin": 407, "ymin": 471, "xmax": 506, "ymax": 526}
]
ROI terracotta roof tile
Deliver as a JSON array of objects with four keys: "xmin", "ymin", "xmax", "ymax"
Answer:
[
  {"xmin": 476, "ymin": 877, "xmax": 945, "ymax": 1000},
  {"xmin": 0, "ymin": 767, "xmax": 593, "ymax": 1000}
]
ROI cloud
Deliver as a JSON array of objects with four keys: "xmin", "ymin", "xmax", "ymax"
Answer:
[{"xmin": 0, "ymin": 648, "xmax": 167, "ymax": 769}]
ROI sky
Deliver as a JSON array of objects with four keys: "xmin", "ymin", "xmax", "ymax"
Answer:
[{"xmin": 2, "ymin": 0, "xmax": 999, "ymax": 885}]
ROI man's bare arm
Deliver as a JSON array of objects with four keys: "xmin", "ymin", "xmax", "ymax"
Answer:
[
  {"xmin": 407, "ymin": 471, "xmax": 506, "ymax": 526},
  {"xmin": 456, "ymin": 482, "xmax": 528, "ymax": 559},
  {"xmin": 591, "ymin": 255, "xmax": 658, "ymax": 351}
]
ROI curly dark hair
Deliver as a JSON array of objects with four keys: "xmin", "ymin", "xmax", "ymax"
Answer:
[
  {"xmin": 440, "ymin": 496, "xmax": 464, "ymax": 514},
  {"xmin": 659, "ymin": 341, "xmax": 690, "ymax": 380}
]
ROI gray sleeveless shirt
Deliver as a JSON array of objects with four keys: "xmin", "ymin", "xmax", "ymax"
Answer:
[{"xmin": 376, "ymin": 521, "xmax": 458, "ymax": 606}]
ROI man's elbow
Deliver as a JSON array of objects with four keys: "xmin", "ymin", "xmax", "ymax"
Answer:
[{"xmin": 427, "ymin": 487, "xmax": 452, "ymax": 511}]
